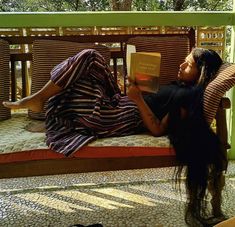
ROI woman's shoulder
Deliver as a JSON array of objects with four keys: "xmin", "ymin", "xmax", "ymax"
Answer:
[
  {"xmin": 170, "ymin": 81, "xmax": 203, "ymax": 94},
  {"xmin": 143, "ymin": 81, "xmax": 202, "ymax": 101}
]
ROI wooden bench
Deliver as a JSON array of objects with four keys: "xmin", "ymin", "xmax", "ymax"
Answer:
[{"xmin": 0, "ymin": 30, "xmax": 231, "ymax": 180}]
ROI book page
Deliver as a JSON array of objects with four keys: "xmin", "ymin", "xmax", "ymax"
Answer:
[{"xmin": 126, "ymin": 44, "xmax": 136, "ymax": 77}]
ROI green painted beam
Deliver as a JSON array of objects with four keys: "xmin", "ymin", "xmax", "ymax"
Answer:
[
  {"xmin": 0, "ymin": 11, "xmax": 234, "ymax": 28},
  {"xmin": 229, "ymin": 88, "xmax": 235, "ymax": 160},
  {"xmin": 228, "ymin": 1, "xmax": 235, "ymax": 160}
]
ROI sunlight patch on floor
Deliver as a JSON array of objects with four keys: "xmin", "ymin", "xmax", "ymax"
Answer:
[
  {"xmin": 56, "ymin": 190, "xmax": 134, "ymax": 210},
  {"xmin": 16, "ymin": 193, "xmax": 93, "ymax": 212},
  {"xmin": 92, "ymin": 188, "xmax": 159, "ymax": 206},
  {"xmin": 130, "ymin": 185, "xmax": 187, "ymax": 203}
]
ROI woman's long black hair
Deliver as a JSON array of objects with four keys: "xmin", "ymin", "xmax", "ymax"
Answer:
[
  {"xmin": 167, "ymin": 48, "xmax": 227, "ymax": 226},
  {"xmin": 193, "ymin": 48, "xmax": 223, "ymax": 88}
]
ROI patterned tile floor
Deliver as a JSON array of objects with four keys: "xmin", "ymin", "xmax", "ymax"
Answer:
[{"xmin": 0, "ymin": 161, "xmax": 235, "ymax": 227}]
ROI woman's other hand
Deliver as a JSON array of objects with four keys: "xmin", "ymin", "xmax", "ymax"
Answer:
[{"xmin": 127, "ymin": 83, "xmax": 142, "ymax": 103}]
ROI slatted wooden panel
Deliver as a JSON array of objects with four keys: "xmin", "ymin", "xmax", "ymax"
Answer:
[
  {"xmin": 61, "ymin": 27, "xmax": 95, "ymax": 36},
  {"xmin": 97, "ymin": 26, "xmax": 130, "ymax": 35},
  {"xmin": 131, "ymin": 26, "xmax": 162, "ymax": 34},
  {"xmin": 163, "ymin": 26, "xmax": 192, "ymax": 34},
  {"xmin": 29, "ymin": 39, "xmax": 110, "ymax": 120},
  {"xmin": 0, "ymin": 39, "xmax": 11, "ymax": 120}
]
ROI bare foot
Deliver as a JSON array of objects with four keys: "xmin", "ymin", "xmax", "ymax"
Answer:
[{"xmin": 2, "ymin": 96, "xmax": 44, "ymax": 112}]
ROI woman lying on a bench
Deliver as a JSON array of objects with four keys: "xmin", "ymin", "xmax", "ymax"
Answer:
[{"xmin": 3, "ymin": 48, "xmax": 227, "ymax": 226}]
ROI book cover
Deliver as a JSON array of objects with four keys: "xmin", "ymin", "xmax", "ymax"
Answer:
[{"xmin": 126, "ymin": 45, "xmax": 161, "ymax": 93}]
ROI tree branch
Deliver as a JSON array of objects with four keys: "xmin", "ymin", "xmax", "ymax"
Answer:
[{"xmin": 210, "ymin": 0, "xmax": 222, "ymax": 10}]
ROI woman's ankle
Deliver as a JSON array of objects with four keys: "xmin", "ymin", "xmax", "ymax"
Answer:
[{"xmin": 2, "ymin": 95, "xmax": 45, "ymax": 113}]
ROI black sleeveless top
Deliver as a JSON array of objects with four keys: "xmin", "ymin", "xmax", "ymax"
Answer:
[{"xmin": 143, "ymin": 81, "xmax": 201, "ymax": 121}]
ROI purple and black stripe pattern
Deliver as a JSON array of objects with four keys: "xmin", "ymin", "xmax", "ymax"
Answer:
[{"xmin": 45, "ymin": 49, "xmax": 144, "ymax": 156}]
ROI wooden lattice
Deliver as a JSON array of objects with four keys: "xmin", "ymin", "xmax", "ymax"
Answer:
[{"xmin": 61, "ymin": 27, "xmax": 96, "ymax": 36}]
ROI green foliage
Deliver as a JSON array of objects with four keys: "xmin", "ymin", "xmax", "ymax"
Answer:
[
  {"xmin": 0, "ymin": 0, "xmax": 36, "ymax": 11},
  {"xmin": 157, "ymin": 0, "xmax": 233, "ymax": 11},
  {"xmin": 0, "ymin": 0, "xmax": 232, "ymax": 12},
  {"xmin": 0, "ymin": 0, "xmax": 110, "ymax": 12},
  {"xmin": 133, "ymin": 0, "xmax": 162, "ymax": 11},
  {"xmin": 84, "ymin": 0, "xmax": 110, "ymax": 11}
]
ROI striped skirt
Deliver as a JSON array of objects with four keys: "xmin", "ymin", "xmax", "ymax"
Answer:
[{"xmin": 45, "ymin": 49, "xmax": 144, "ymax": 156}]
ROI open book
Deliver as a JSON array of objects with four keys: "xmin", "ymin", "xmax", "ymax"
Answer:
[{"xmin": 126, "ymin": 44, "xmax": 161, "ymax": 93}]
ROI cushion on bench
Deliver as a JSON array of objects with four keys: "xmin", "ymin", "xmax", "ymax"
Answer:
[
  {"xmin": 29, "ymin": 40, "xmax": 111, "ymax": 120},
  {"xmin": 0, "ymin": 113, "xmax": 175, "ymax": 178},
  {"xmin": 0, "ymin": 113, "xmax": 173, "ymax": 164},
  {"xmin": 204, "ymin": 63, "xmax": 235, "ymax": 124},
  {"xmin": 0, "ymin": 39, "xmax": 11, "ymax": 121}
]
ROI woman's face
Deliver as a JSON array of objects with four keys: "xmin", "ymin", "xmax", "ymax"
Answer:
[{"xmin": 178, "ymin": 53, "xmax": 199, "ymax": 84}]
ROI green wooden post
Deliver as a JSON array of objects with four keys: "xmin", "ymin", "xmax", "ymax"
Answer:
[{"xmin": 228, "ymin": 0, "xmax": 235, "ymax": 159}]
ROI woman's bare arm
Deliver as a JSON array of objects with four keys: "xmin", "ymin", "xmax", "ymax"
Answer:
[{"xmin": 127, "ymin": 84, "xmax": 168, "ymax": 136}]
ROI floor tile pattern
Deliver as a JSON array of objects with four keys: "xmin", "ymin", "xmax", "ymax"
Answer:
[{"xmin": 0, "ymin": 161, "xmax": 235, "ymax": 227}]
